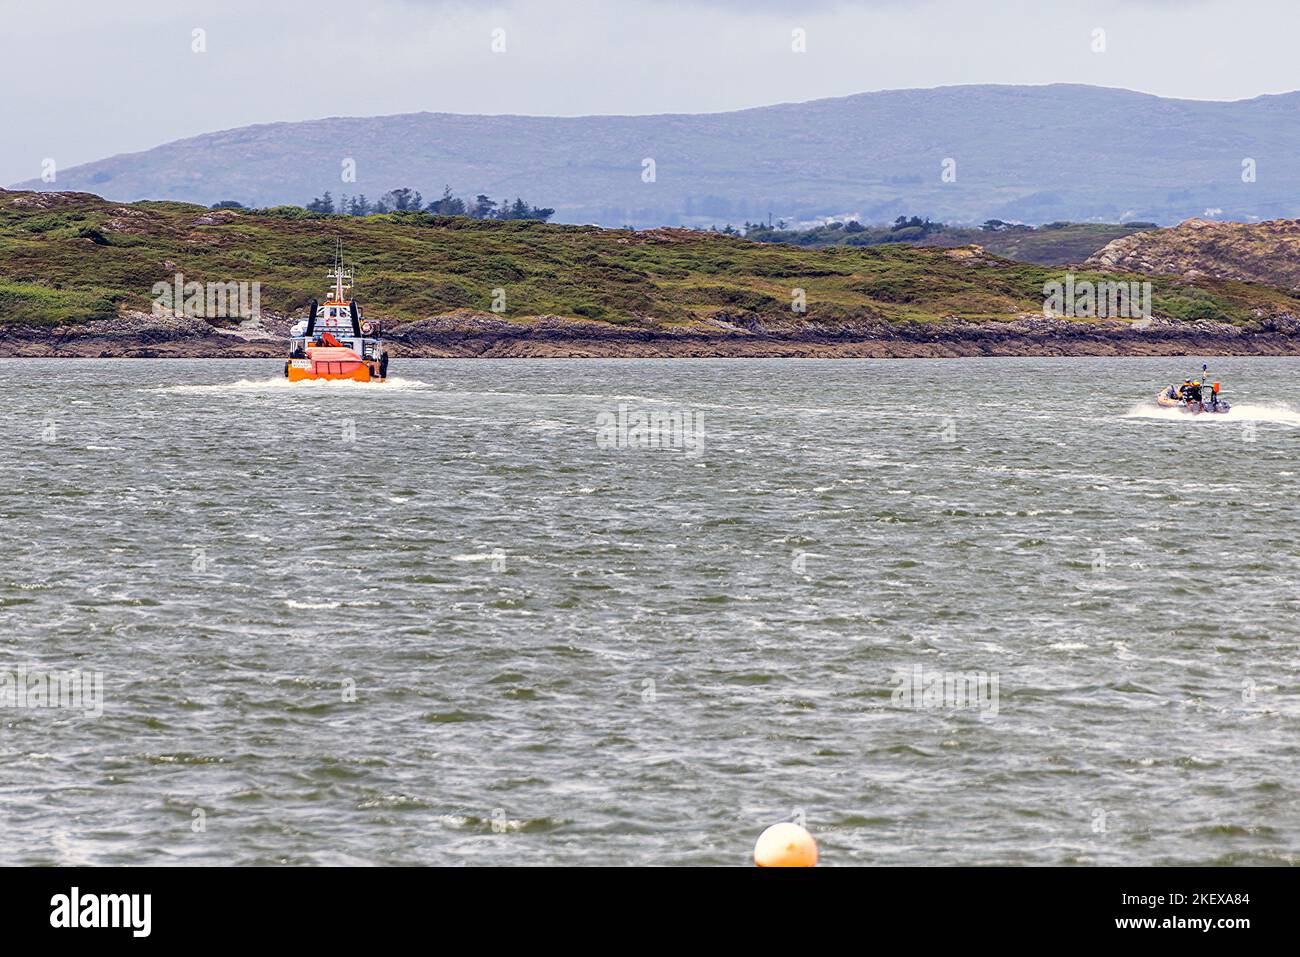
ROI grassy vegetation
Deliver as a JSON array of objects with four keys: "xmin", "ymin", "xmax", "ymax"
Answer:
[
  {"xmin": 741, "ymin": 219, "xmax": 1154, "ymax": 265},
  {"xmin": 0, "ymin": 190, "xmax": 1295, "ymax": 330},
  {"xmin": 0, "ymin": 281, "xmax": 120, "ymax": 326}
]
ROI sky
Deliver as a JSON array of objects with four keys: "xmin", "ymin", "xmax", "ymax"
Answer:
[{"xmin": 5, "ymin": 0, "xmax": 1300, "ymax": 186}]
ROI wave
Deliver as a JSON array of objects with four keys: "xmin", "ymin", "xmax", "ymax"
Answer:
[
  {"xmin": 150, "ymin": 375, "xmax": 428, "ymax": 395},
  {"xmin": 1123, "ymin": 402, "xmax": 1300, "ymax": 426}
]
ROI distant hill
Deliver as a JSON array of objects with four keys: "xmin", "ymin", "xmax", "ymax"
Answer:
[
  {"xmin": 1087, "ymin": 217, "xmax": 1300, "ymax": 290},
  {"xmin": 14, "ymin": 85, "xmax": 1300, "ymax": 228}
]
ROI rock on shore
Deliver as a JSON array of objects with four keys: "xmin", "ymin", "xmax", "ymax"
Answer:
[
  {"xmin": 4, "ymin": 310, "xmax": 1299, "ymax": 358},
  {"xmin": 1087, "ymin": 217, "xmax": 1300, "ymax": 290}
]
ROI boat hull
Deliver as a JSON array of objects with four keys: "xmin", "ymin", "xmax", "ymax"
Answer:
[
  {"xmin": 286, "ymin": 358, "xmax": 384, "ymax": 383},
  {"xmin": 288, "ymin": 364, "xmax": 372, "ymax": 383},
  {"xmin": 1154, "ymin": 392, "xmax": 1230, "ymax": 414}
]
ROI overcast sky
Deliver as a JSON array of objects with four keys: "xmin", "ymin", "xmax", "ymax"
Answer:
[{"xmin": 6, "ymin": 0, "xmax": 1300, "ymax": 186}]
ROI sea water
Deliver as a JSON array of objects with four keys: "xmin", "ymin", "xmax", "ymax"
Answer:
[{"xmin": 1, "ymin": 356, "xmax": 1297, "ymax": 865}]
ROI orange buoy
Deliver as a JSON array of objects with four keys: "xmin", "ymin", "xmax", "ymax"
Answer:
[{"xmin": 754, "ymin": 822, "xmax": 818, "ymax": 867}]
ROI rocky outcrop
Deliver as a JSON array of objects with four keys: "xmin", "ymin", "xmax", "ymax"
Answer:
[
  {"xmin": 5, "ymin": 190, "xmax": 106, "ymax": 210},
  {"xmin": 1086, "ymin": 218, "xmax": 1300, "ymax": 290},
  {"xmin": 0, "ymin": 310, "xmax": 284, "ymax": 358},
  {"xmin": 6, "ymin": 310, "xmax": 1298, "ymax": 358}
]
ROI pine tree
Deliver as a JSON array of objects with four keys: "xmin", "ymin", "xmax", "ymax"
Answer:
[
  {"xmin": 380, "ymin": 187, "xmax": 421, "ymax": 212},
  {"xmin": 428, "ymin": 185, "xmax": 467, "ymax": 216}
]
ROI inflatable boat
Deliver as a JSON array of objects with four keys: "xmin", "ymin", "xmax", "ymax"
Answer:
[{"xmin": 1156, "ymin": 368, "xmax": 1230, "ymax": 414}]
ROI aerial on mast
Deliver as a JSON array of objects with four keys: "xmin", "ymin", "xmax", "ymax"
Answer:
[{"xmin": 326, "ymin": 238, "xmax": 353, "ymax": 301}]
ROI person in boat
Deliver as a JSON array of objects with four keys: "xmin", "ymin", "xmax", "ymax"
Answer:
[{"xmin": 1186, "ymin": 380, "xmax": 1204, "ymax": 404}]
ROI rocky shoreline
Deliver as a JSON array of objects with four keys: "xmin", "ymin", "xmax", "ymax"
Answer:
[{"xmin": 3, "ymin": 310, "xmax": 1299, "ymax": 359}]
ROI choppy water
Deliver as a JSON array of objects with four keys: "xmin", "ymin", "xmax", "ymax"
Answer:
[{"xmin": 2, "ymin": 356, "xmax": 1298, "ymax": 866}]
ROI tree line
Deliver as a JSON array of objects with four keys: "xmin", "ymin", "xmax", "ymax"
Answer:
[
  {"xmin": 738, "ymin": 214, "xmax": 946, "ymax": 245},
  {"xmin": 305, "ymin": 186, "xmax": 555, "ymax": 221}
]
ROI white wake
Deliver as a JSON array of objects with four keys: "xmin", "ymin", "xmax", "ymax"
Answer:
[
  {"xmin": 150, "ymin": 375, "xmax": 429, "ymax": 395},
  {"xmin": 1124, "ymin": 402, "xmax": 1300, "ymax": 426}
]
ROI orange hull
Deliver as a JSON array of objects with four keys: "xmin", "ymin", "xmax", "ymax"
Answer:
[
  {"xmin": 287, "ymin": 344, "xmax": 385, "ymax": 382},
  {"xmin": 288, "ymin": 363, "xmax": 374, "ymax": 383}
]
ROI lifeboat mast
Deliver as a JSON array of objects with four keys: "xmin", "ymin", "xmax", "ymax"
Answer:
[{"xmin": 326, "ymin": 238, "xmax": 353, "ymax": 303}]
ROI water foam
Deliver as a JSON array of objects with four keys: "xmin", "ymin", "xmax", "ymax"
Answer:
[
  {"xmin": 151, "ymin": 375, "xmax": 428, "ymax": 395},
  {"xmin": 1124, "ymin": 402, "xmax": 1300, "ymax": 426}
]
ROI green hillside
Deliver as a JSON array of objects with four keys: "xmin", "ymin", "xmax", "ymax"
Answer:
[{"xmin": 2, "ymin": 190, "xmax": 1297, "ymax": 331}]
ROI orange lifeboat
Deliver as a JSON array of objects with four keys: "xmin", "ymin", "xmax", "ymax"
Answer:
[{"xmin": 285, "ymin": 250, "xmax": 388, "ymax": 383}]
